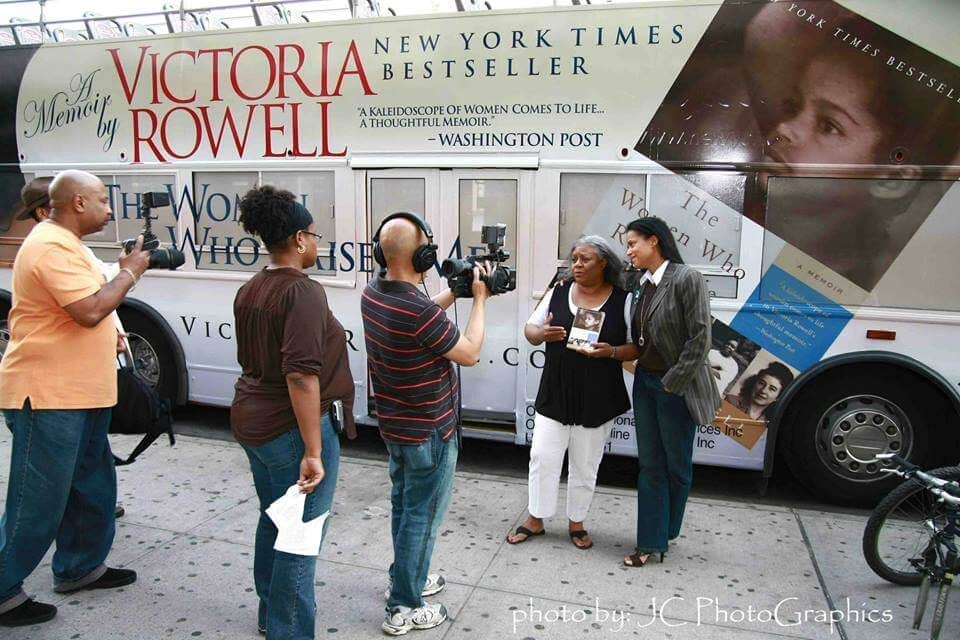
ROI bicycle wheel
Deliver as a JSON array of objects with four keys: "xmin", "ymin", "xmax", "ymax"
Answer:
[
  {"xmin": 914, "ymin": 574, "xmax": 931, "ymax": 628},
  {"xmin": 930, "ymin": 579, "xmax": 951, "ymax": 640},
  {"xmin": 863, "ymin": 466, "xmax": 960, "ymax": 586}
]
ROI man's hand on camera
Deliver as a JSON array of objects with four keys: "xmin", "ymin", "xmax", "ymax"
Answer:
[
  {"xmin": 119, "ymin": 235, "xmax": 151, "ymax": 279},
  {"xmin": 471, "ymin": 261, "xmax": 492, "ymax": 301}
]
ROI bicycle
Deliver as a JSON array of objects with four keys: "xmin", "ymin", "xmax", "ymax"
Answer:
[
  {"xmin": 861, "ymin": 453, "xmax": 960, "ymax": 640},
  {"xmin": 863, "ymin": 461, "xmax": 960, "ymax": 586}
]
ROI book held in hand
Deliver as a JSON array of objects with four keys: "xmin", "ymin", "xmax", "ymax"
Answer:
[{"xmin": 567, "ymin": 307, "xmax": 605, "ymax": 351}]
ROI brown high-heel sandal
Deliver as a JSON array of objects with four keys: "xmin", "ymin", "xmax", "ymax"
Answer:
[{"xmin": 623, "ymin": 551, "xmax": 664, "ymax": 567}]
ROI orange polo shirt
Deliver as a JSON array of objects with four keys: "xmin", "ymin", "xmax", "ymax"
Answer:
[{"xmin": 0, "ymin": 221, "xmax": 117, "ymax": 409}]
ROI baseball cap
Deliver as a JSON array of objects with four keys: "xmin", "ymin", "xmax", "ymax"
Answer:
[{"xmin": 12, "ymin": 177, "xmax": 52, "ymax": 221}]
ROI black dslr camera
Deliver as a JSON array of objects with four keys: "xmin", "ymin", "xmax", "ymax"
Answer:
[
  {"xmin": 440, "ymin": 224, "xmax": 517, "ymax": 298},
  {"xmin": 122, "ymin": 192, "xmax": 185, "ymax": 270}
]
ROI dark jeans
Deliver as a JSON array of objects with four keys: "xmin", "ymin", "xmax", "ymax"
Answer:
[
  {"xmin": 385, "ymin": 429, "xmax": 459, "ymax": 610},
  {"xmin": 0, "ymin": 401, "xmax": 116, "ymax": 612},
  {"xmin": 632, "ymin": 370, "xmax": 696, "ymax": 553},
  {"xmin": 240, "ymin": 416, "xmax": 340, "ymax": 640}
]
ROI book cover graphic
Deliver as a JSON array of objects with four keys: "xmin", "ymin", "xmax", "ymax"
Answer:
[{"xmin": 566, "ymin": 308, "xmax": 605, "ymax": 351}]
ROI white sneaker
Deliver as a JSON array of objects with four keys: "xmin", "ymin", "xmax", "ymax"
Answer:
[
  {"xmin": 383, "ymin": 573, "xmax": 446, "ymax": 601},
  {"xmin": 381, "ymin": 602, "xmax": 448, "ymax": 636}
]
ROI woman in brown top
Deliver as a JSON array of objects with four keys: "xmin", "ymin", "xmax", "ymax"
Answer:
[{"xmin": 230, "ymin": 185, "xmax": 354, "ymax": 640}]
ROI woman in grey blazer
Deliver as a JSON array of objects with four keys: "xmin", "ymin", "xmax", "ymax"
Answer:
[{"xmin": 587, "ymin": 216, "xmax": 720, "ymax": 567}]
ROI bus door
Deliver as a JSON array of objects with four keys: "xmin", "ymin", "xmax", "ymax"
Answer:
[{"xmin": 364, "ymin": 169, "xmax": 531, "ymax": 441}]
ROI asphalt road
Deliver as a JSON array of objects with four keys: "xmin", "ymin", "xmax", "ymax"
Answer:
[{"xmin": 173, "ymin": 404, "xmax": 871, "ymax": 517}]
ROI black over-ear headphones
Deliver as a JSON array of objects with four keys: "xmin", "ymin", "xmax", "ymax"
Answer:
[{"xmin": 372, "ymin": 212, "xmax": 438, "ymax": 274}]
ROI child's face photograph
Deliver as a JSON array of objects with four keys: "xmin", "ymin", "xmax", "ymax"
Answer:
[{"xmin": 767, "ymin": 55, "xmax": 884, "ymax": 168}]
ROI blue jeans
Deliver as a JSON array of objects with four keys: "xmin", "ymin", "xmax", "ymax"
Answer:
[
  {"xmin": 632, "ymin": 370, "xmax": 696, "ymax": 553},
  {"xmin": 385, "ymin": 430, "xmax": 458, "ymax": 610},
  {"xmin": 0, "ymin": 401, "xmax": 116, "ymax": 612},
  {"xmin": 241, "ymin": 415, "xmax": 340, "ymax": 640}
]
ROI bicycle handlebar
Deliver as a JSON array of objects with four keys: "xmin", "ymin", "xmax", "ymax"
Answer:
[{"xmin": 874, "ymin": 453, "xmax": 960, "ymax": 506}]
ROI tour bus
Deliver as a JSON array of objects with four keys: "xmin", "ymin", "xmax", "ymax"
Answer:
[{"xmin": 1, "ymin": 0, "xmax": 958, "ymax": 504}]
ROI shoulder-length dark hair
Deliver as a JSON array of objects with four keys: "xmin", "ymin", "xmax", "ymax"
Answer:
[
  {"xmin": 739, "ymin": 362, "xmax": 795, "ymax": 417},
  {"xmin": 625, "ymin": 216, "xmax": 684, "ymax": 265}
]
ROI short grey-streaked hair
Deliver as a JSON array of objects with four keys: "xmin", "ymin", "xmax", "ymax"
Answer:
[{"xmin": 559, "ymin": 235, "xmax": 624, "ymax": 287}]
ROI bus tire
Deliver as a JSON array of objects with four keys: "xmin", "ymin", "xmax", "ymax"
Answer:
[
  {"xmin": 782, "ymin": 369, "xmax": 941, "ymax": 505},
  {"xmin": 0, "ymin": 297, "xmax": 10, "ymax": 360},
  {"xmin": 117, "ymin": 309, "xmax": 180, "ymax": 403}
]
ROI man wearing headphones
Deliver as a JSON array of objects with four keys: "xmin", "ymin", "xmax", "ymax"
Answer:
[{"xmin": 361, "ymin": 212, "xmax": 490, "ymax": 636}]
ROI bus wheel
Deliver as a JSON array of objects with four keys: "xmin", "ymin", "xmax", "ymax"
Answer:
[
  {"xmin": 117, "ymin": 309, "xmax": 179, "ymax": 402},
  {"xmin": 0, "ymin": 298, "xmax": 9, "ymax": 361},
  {"xmin": 783, "ymin": 370, "xmax": 939, "ymax": 505}
]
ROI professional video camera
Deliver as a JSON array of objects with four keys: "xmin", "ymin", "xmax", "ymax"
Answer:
[
  {"xmin": 440, "ymin": 223, "xmax": 517, "ymax": 298},
  {"xmin": 122, "ymin": 192, "xmax": 185, "ymax": 270}
]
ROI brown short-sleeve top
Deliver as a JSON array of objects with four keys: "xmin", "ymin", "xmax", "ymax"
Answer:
[{"xmin": 230, "ymin": 267, "xmax": 355, "ymax": 446}]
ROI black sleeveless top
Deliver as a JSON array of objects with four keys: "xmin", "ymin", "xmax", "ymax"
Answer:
[{"xmin": 534, "ymin": 282, "xmax": 631, "ymax": 427}]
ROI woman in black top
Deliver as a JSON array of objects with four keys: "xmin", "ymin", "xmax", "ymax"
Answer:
[
  {"xmin": 507, "ymin": 236, "xmax": 633, "ymax": 549},
  {"xmin": 231, "ymin": 185, "xmax": 353, "ymax": 639}
]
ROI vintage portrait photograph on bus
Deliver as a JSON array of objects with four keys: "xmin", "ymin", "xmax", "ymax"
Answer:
[
  {"xmin": 635, "ymin": 0, "xmax": 960, "ymax": 293},
  {"xmin": 708, "ymin": 319, "xmax": 760, "ymax": 396},
  {"xmin": 724, "ymin": 352, "xmax": 798, "ymax": 424}
]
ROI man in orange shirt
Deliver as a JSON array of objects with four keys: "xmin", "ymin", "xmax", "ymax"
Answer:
[
  {"xmin": 0, "ymin": 171, "xmax": 151, "ymax": 628},
  {"xmin": 9, "ymin": 177, "xmax": 129, "ymax": 519}
]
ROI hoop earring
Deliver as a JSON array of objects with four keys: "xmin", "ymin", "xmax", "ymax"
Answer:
[{"xmin": 297, "ymin": 245, "xmax": 306, "ymax": 255}]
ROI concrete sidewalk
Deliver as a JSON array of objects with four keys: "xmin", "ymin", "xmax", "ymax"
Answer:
[{"xmin": 0, "ymin": 429, "xmax": 956, "ymax": 640}]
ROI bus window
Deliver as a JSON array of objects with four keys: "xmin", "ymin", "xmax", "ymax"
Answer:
[
  {"xmin": 113, "ymin": 174, "xmax": 179, "ymax": 250},
  {"xmin": 763, "ymin": 175, "xmax": 960, "ymax": 311},
  {"xmin": 0, "ymin": 172, "xmax": 37, "ymax": 264},
  {"xmin": 458, "ymin": 179, "xmax": 517, "ymax": 261},
  {"xmin": 192, "ymin": 171, "xmax": 338, "ymax": 275},
  {"xmin": 558, "ymin": 172, "xmax": 744, "ymax": 277},
  {"xmin": 370, "ymin": 177, "xmax": 425, "ymax": 234},
  {"xmin": 648, "ymin": 173, "xmax": 743, "ymax": 273},
  {"xmin": 558, "ymin": 173, "xmax": 646, "ymax": 259},
  {"xmin": 93, "ymin": 174, "xmax": 179, "ymax": 264},
  {"xmin": 191, "ymin": 171, "xmax": 258, "ymax": 272},
  {"xmin": 266, "ymin": 172, "xmax": 336, "ymax": 245},
  {"xmin": 266, "ymin": 171, "xmax": 336, "ymax": 276}
]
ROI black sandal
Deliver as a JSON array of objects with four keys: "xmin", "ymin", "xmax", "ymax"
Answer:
[
  {"xmin": 623, "ymin": 551, "xmax": 664, "ymax": 567},
  {"xmin": 507, "ymin": 525, "xmax": 545, "ymax": 545},
  {"xmin": 569, "ymin": 529, "xmax": 593, "ymax": 550}
]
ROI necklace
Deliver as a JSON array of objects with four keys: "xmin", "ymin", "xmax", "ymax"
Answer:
[
  {"xmin": 635, "ymin": 280, "xmax": 655, "ymax": 347},
  {"xmin": 638, "ymin": 301, "xmax": 646, "ymax": 346}
]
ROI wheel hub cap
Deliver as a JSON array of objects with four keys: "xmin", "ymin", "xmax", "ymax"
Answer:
[
  {"xmin": 816, "ymin": 395, "xmax": 912, "ymax": 483},
  {"xmin": 126, "ymin": 332, "xmax": 161, "ymax": 388}
]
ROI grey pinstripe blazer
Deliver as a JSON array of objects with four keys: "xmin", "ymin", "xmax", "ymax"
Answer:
[{"xmin": 630, "ymin": 263, "xmax": 722, "ymax": 426}]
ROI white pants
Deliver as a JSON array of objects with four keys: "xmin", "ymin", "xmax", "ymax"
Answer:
[{"xmin": 527, "ymin": 413, "xmax": 614, "ymax": 522}]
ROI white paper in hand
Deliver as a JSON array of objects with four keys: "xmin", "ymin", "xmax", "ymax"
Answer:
[{"xmin": 265, "ymin": 485, "xmax": 330, "ymax": 556}]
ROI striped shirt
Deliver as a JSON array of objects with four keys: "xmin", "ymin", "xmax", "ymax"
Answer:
[{"xmin": 361, "ymin": 278, "xmax": 461, "ymax": 444}]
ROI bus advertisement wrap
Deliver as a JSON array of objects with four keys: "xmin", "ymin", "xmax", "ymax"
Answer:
[{"xmin": 0, "ymin": 0, "xmax": 958, "ymax": 496}]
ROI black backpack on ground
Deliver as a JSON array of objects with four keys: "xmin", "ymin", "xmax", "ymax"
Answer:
[{"xmin": 110, "ymin": 366, "xmax": 175, "ymax": 466}]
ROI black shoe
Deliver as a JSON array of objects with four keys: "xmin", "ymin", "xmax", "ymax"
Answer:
[
  {"xmin": 115, "ymin": 503, "xmax": 125, "ymax": 518},
  {"xmin": 57, "ymin": 567, "xmax": 137, "ymax": 594},
  {"xmin": 0, "ymin": 599, "xmax": 57, "ymax": 627},
  {"xmin": 87, "ymin": 568, "xmax": 137, "ymax": 591}
]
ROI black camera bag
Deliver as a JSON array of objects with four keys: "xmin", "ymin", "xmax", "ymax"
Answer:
[{"xmin": 110, "ymin": 366, "xmax": 175, "ymax": 466}]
